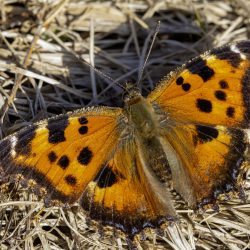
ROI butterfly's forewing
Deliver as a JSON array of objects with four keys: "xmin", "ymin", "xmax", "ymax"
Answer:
[
  {"xmin": 148, "ymin": 41, "xmax": 250, "ymax": 206},
  {"xmin": 148, "ymin": 41, "xmax": 250, "ymax": 128},
  {"xmin": 0, "ymin": 107, "xmax": 124, "ymax": 204}
]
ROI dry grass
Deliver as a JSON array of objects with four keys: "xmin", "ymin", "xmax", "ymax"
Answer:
[{"xmin": 0, "ymin": 0, "xmax": 250, "ymax": 249}]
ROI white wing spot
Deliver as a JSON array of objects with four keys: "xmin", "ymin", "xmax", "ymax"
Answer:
[
  {"xmin": 10, "ymin": 136, "xmax": 17, "ymax": 157},
  {"xmin": 231, "ymin": 44, "xmax": 246, "ymax": 60}
]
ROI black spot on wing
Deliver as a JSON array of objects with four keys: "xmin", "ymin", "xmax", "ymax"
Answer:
[
  {"xmin": 48, "ymin": 151, "xmax": 57, "ymax": 163},
  {"xmin": 196, "ymin": 99, "xmax": 212, "ymax": 113},
  {"xmin": 94, "ymin": 165, "xmax": 117, "ymax": 188},
  {"xmin": 15, "ymin": 125, "xmax": 37, "ymax": 155},
  {"xmin": 211, "ymin": 45, "xmax": 241, "ymax": 68},
  {"xmin": 196, "ymin": 125, "xmax": 219, "ymax": 143},
  {"xmin": 79, "ymin": 126, "xmax": 88, "ymax": 134},
  {"xmin": 219, "ymin": 80, "xmax": 229, "ymax": 89},
  {"xmin": 226, "ymin": 106, "xmax": 235, "ymax": 118},
  {"xmin": 65, "ymin": 175, "xmax": 77, "ymax": 186},
  {"xmin": 77, "ymin": 147, "xmax": 93, "ymax": 165},
  {"xmin": 57, "ymin": 155, "xmax": 70, "ymax": 169},
  {"xmin": 47, "ymin": 115, "xmax": 69, "ymax": 144},
  {"xmin": 78, "ymin": 116, "xmax": 88, "ymax": 124},
  {"xmin": 215, "ymin": 90, "xmax": 226, "ymax": 101},
  {"xmin": 182, "ymin": 83, "xmax": 191, "ymax": 91},
  {"xmin": 241, "ymin": 67, "xmax": 250, "ymax": 127},
  {"xmin": 176, "ymin": 76, "xmax": 184, "ymax": 85},
  {"xmin": 186, "ymin": 57, "xmax": 214, "ymax": 82}
]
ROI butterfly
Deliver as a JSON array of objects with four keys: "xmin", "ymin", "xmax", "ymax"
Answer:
[{"xmin": 0, "ymin": 40, "xmax": 250, "ymax": 238}]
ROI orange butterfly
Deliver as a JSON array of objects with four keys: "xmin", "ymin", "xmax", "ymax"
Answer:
[{"xmin": 0, "ymin": 40, "xmax": 249, "ymax": 237}]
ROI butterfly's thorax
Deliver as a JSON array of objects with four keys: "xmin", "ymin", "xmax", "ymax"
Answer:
[
  {"xmin": 124, "ymin": 90, "xmax": 172, "ymax": 184},
  {"xmin": 124, "ymin": 91, "xmax": 160, "ymax": 139}
]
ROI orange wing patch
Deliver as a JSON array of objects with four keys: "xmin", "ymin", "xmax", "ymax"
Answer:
[
  {"xmin": 0, "ymin": 107, "xmax": 123, "ymax": 204},
  {"xmin": 149, "ymin": 41, "xmax": 250, "ymax": 128}
]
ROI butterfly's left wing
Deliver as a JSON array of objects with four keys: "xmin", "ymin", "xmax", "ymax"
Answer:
[{"xmin": 148, "ymin": 41, "xmax": 250, "ymax": 207}]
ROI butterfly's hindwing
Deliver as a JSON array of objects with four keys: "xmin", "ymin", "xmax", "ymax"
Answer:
[
  {"xmin": 160, "ymin": 124, "xmax": 247, "ymax": 207},
  {"xmin": 81, "ymin": 136, "xmax": 175, "ymax": 235}
]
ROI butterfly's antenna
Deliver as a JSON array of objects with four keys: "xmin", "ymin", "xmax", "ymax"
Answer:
[
  {"xmin": 74, "ymin": 53, "xmax": 127, "ymax": 92},
  {"xmin": 136, "ymin": 21, "xmax": 161, "ymax": 87}
]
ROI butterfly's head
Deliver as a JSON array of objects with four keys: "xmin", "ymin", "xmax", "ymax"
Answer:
[{"xmin": 123, "ymin": 83, "xmax": 142, "ymax": 106}]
